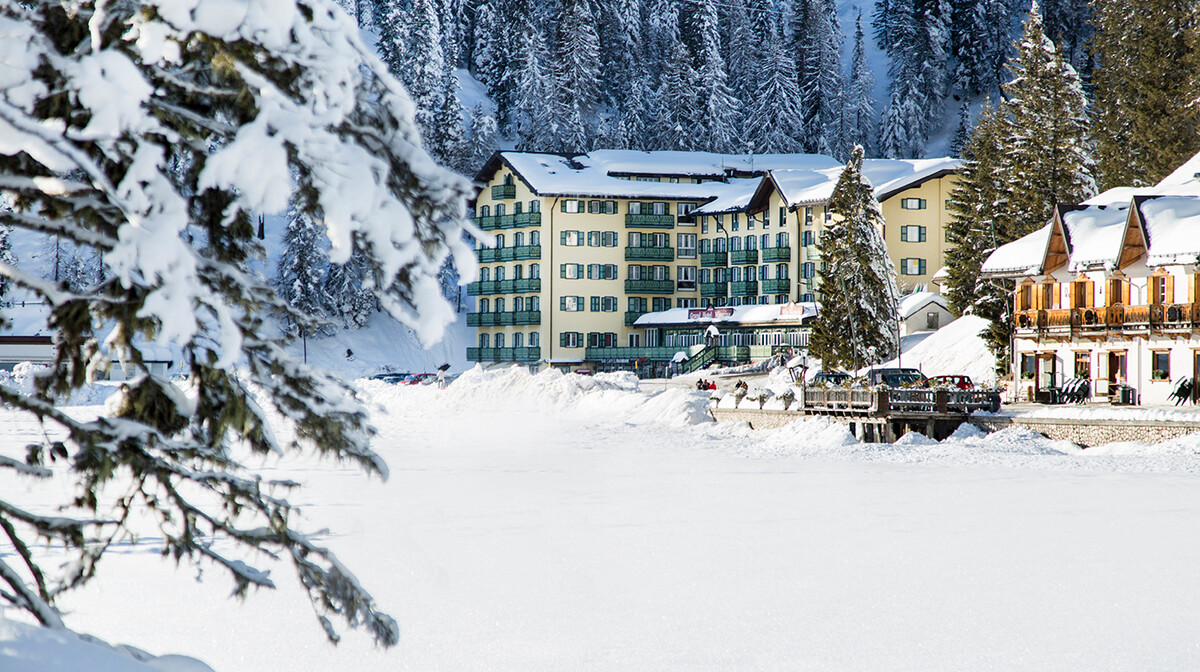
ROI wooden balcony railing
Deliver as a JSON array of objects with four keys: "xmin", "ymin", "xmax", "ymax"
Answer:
[{"xmin": 1016, "ymin": 303, "xmax": 1200, "ymax": 334}]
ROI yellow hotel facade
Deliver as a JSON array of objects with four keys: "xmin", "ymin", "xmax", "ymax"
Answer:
[{"xmin": 467, "ymin": 150, "xmax": 959, "ymax": 373}]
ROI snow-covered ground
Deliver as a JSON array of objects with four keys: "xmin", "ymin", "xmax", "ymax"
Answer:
[{"xmin": 7, "ymin": 366, "xmax": 1200, "ymax": 670}]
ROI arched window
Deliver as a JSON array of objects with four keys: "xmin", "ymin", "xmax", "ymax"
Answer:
[
  {"xmin": 494, "ymin": 332, "xmax": 505, "ymax": 349},
  {"xmin": 479, "ymin": 298, "xmax": 490, "ymax": 312},
  {"xmin": 480, "ymin": 205, "xmax": 490, "ymax": 217},
  {"xmin": 746, "ymin": 235, "xmax": 756, "ymax": 250},
  {"xmin": 530, "ymin": 331, "xmax": 540, "ymax": 347},
  {"xmin": 761, "ymin": 234, "xmax": 770, "ymax": 249},
  {"xmin": 529, "ymin": 297, "xmax": 540, "ymax": 311},
  {"xmin": 479, "ymin": 333, "xmax": 489, "ymax": 348},
  {"xmin": 530, "ymin": 230, "xmax": 540, "ymax": 246},
  {"xmin": 513, "ymin": 264, "xmax": 523, "ymax": 280},
  {"xmin": 514, "ymin": 232, "xmax": 525, "ymax": 247},
  {"xmin": 495, "ymin": 203, "xmax": 506, "ymax": 216},
  {"xmin": 479, "ymin": 267, "xmax": 490, "ymax": 282},
  {"xmin": 495, "ymin": 234, "xmax": 505, "ymax": 248},
  {"xmin": 495, "ymin": 266, "xmax": 506, "ymax": 281},
  {"xmin": 495, "ymin": 298, "xmax": 506, "ymax": 313},
  {"xmin": 513, "ymin": 332, "xmax": 524, "ymax": 348},
  {"xmin": 530, "ymin": 200, "xmax": 540, "ymax": 212},
  {"xmin": 530, "ymin": 263, "xmax": 540, "ymax": 279},
  {"xmin": 514, "ymin": 296, "xmax": 525, "ymax": 311}
]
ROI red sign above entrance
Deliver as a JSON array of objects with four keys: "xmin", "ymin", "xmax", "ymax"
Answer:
[{"xmin": 687, "ymin": 307, "xmax": 734, "ymax": 320}]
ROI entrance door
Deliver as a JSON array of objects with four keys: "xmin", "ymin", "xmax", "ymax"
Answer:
[{"xmin": 1108, "ymin": 351, "xmax": 1127, "ymax": 389}]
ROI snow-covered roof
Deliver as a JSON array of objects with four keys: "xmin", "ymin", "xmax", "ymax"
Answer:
[
  {"xmin": 496, "ymin": 152, "xmax": 724, "ymax": 200},
  {"xmin": 633, "ymin": 302, "xmax": 818, "ymax": 327},
  {"xmin": 1138, "ymin": 196, "xmax": 1200, "ymax": 266},
  {"xmin": 690, "ymin": 178, "xmax": 762, "ymax": 214},
  {"xmin": 1152, "ymin": 150, "xmax": 1200, "ymax": 196},
  {"xmin": 1061, "ymin": 204, "xmax": 1129, "ymax": 272},
  {"xmin": 898, "ymin": 291, "xmax": 948, "ymax": 320},
  {"xmin": 980, "ymin": 223, "xmax": 1053, "ymax": 278},
  {"xmin": 482, "ymin": 151, "xmax": 958, "ymax": 209}
]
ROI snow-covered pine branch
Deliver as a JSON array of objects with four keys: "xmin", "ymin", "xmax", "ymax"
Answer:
[{"xmin": 0, "ymin": 0, "xmax": 473, "ymax": 647}]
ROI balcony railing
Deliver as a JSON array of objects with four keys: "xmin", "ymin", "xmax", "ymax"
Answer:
[
  {"xmin": 761, "ymin": 277, "xmax": 790, "ymax": 294},
  {"xmin": 584, "ymin": 346, "xmax": 689, "ymax": 361},
  {"xmin": 477, "ymin": 245, "xmax": 540, "ymax": 263},
  {"xmin": 625, "ymin": 247, "xmax": 675, "ymax": 262},
  {"xmin": 730, "ymin": 249, "xmax": 758, "ymax": 265},
  {"xmin": 676, "ymin": 280, "xmax": 697, "ymax": 292},
  {"xmin": 624, "ymin": 279, "xmax": 675, "ymax": 294},
  {"xmin": 466, "ymin": 311, "xmax": 542, "ymax": 327},
  {"xmin": 761, "ymin": 247, "xmax": 791, "ymax": 263},
  {"xmin": 700, "ymin": 251, "xmax": 727, "ymax": 267},
  {"xmin": 1015, "ymin": 303, "xmax": 1200, "ymax": 334},
  {"xmin": 466, "ymin": 278, "xmax": 540, "ymax": 296},
  {"xmin": 473, "ymin": 211, "xmax": 540, "ymax": 231},
  {"xmin": 730, "ymin": 280, "xmax": 758, "ymax": 296},
  {"xmin": 700, "ymin": 281, "xmax": 728, "ymax": 298},
  {"xmin": 467, "ymin": 346, "xmax": 540, "ymax": 362},
  {"xmin": 625, "ymin": 311, "xmax": 646, "ymax": 326},
  {"xmin": 625, "ymin": 213, "xmax": 675, "ymax": 228},
  {"xmin": 491, "ymin": 183, "xmax": 516, "ymax": 199}
]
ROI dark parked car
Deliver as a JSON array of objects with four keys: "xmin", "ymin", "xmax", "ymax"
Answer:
[
  {"xmin": 866, "ymin": 367, "xmax": 926, "ymax": 388},
  {"xmin": 371, "ymin": 372, "xmax": 413, "ymax": 384},
  {"xmin": 811, "ymin": 370, "xmax": 851, "ymax": 387}
]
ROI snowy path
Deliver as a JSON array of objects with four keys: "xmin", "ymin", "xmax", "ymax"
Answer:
[{"xmin": 13, "ymin": 370, "xmax": 1200, "ymax": 670}]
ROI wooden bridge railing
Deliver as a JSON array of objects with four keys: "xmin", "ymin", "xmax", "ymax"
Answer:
[{"xmin": 798, "ymin": 387, "xmax": 1000, "ymax": 415}]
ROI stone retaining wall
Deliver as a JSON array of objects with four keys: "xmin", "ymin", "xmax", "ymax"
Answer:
[
  {"xmin": 711, "ymin": 407, "xmax": 1200, "ymax": 447},
  {"xmin": 969, "ymin": 416, "xmax": 1200, "ymax": 447}
]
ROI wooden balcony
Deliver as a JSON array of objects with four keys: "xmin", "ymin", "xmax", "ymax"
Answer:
[{"xmin": 1015, "ymin": 303, "xmax": 1200, "ymax": 337}]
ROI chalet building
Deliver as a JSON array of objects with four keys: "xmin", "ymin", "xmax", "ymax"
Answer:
[
  {"xmin": 468, "ymin": 150, "xmax": 959, "ymax": 373},
  {"xmin": 981, "ymin": 154, "xmax": 1200, "ymax": 404}
]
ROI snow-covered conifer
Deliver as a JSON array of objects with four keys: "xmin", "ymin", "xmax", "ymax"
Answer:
[
  {"xmin": 845, "ymin": 13, "xmax": 876, "ymax": 156},
  {"xmin": 795, "ymin": 0, "xmax": 844, "ymax": 155},
  {"xmin": 548, "ymin": 0, "xmax": 602, "ymax": 151},
  {"xmin": 810, "ymin": 146, "xmax": 900, "ymax": 370},
  {"xmin": 744, "ymin": 24, "xmax": 804, "ymax": 154},
  {"xmin": 277, "ymin": 201, "xmax": 332, "ymax": 336},
  {"xmin": 512, "ymin": 29, "xmax": 556, "ymax": 151},
  {"xmin": 653, "ymin": 36, "xmax": 700, "ymax": 150},
  {"xmin": 0, "ymin": 0, "xmax": 473, "ymax": 645},
  {"xmin": 466, "ymin": 104, "xmax": 499, "ymax": 173},
  {"xmin": 692, "ymin": 0, "xmax": 741, "ymax": 153}
]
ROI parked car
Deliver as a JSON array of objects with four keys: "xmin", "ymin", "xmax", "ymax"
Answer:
[
  {"xmin": 865, "ymin": 367, "xmax": 926, "ymax": 388},
  {"xmin": 404, "ymin": 372, "xmax": 436, "ymax": 385},
  {"xmin": 371, "ymin": 372, "xmax": 412, "ymax": 384},
  {"xmin": 811, "ymin": 370, "xmax": 851, "ymax": 387},
  {"xmin": 925, "ymin": 374, "xmax": 975, "ymax": 390}
]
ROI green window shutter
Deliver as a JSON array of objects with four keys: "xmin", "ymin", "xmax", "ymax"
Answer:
[
  {"xmin": 560, "ymin": 231, "xmax": 568, "ymax": 245},
  {"xmin": 587, "ymin": 264, "xmax": 595, "ymax": 280},
  {"xmin": 591, "ymin": 296, "xmax": 600, "ymax": 311},
  {"xmin": 900, "ymin": 227, "xmax": 908, "ymax": 242},
  {"xmin": 559, "ymin": 332, "xmax": 566, "ymax": 346},
  {"xmin": 560, "ymin": 296, "xmax": 567, "ymax": 310},
  {"xmin": 561, "ymin": 200, "xmax": 568, "ymax": 212},
  {"xmin": 560, "ymin": 264, "xmax": 567, "ymax": 278},
  {"xmin": 587, "ymin": 200, "xmax": 595, "ymax": 214},
  {"xmin": 576, "ymin": 264, "xmax": 584, "ymax": 278},
  {"xmin": 920, "ymin": 227, "xmax": 927, "ymax": 242},
  {"xmin": 920, "ymin": 259, "xmax": 927, "ymax": 274}
]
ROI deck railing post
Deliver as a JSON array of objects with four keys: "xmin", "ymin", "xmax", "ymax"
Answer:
[
  {"xmin": 935, "ymin": 390, "xmax": 948, "ymax": 414},
  {"xmin": 875, "ymin": 388, "xmax": 889, "ymax": 415}
]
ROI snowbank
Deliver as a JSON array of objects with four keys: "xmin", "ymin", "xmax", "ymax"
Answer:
[{"xmin": 0, "ymin": 616, "xmax": 214, "ymax": 672}]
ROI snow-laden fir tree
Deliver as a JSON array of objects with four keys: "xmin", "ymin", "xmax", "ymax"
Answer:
[
  {"xmin": 876, "ymin": 0, "xmax": 950, "ymax": 158},
  {"xmin": 325, "ymin": 248, "xmax": 379, "ymax": 328},
  {"xmin": 394, "ymin": 0, "xmax": 446, "ymax": 143},
  {"xmin": 944, "ymin": 4, "xmax": 1095, "ymax": 368},
  {"xmin": 513, "ymin": 28, "xmax": 556, "ymax": 151},
  {"xmin": 744, "ymin": 22, "xmax": 804, "ymax": 154},
  {"xmin": 620, "ymin": 69, "xmax": 658, "ymax": 151},
  {"xmin": 0, "ymin": 224, "xmax": 14, "ymax": 301},
  {"xmin": 466, "ymin": 103, "xmax": 499, "ymax": 173},
  {"xmin": 809, "ymin": 146, "xmax": 900, "ymax": 371},
  {"xmin": 653, "ymin": 37, "xmax": 700, "ymax": 150},
  {"xmin": 470, "ymin": 0, "xmax": 507, "ymax": 94},
  {"xmin": 1001, "ymin": 1, "xmax": 1095, "ymax": 226},
  {"xmin": 724, "ymin": 0, "xmax": 762, "ymax": 108},
  {"xmin": 795, "ymin": 0, "xmax": 844, "ymax": 156},
  {"xmin": 845, "ymin": 13, "xmax": 876, "ymax": 156},
  {"xmin": 948, "ymin": 101, "xmax": 971, "ymax": 157},
  {"xmin": 277, "ymin": 200, "xmax": 332, "ymax": 337},
  {"xmin": 691, "ymin": 0, "xmax": 741, "ymax": 153},
  {"xmin": 427, "ymin": 64, "xmax": 471, "ymax": 174},
  {"xmin": 549, "ymin": 0, "xmax": 602, "ymax": 151},
  {"xmin": 0, "ymin": 0, "xmax": 474, "ymax": 644},
  {"xmin": 599, "ymin": 0, "xmax": 644, "ymax": 109},
  {"xmin": 1091, "ymin": 0, "xmax": 1200, "ymax": 190}
]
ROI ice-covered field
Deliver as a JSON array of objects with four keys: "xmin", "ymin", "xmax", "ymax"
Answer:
[{"xmin": 7, "ymin": 366, "xmax": 1200, "ymax": 670}]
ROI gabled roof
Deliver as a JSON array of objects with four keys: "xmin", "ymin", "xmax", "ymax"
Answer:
[
  {"xmin": 898, "ymin": 291, "xmax": 948, "ymax": 320},
  {"xmin": 1135, "ymin": 195, "xmax": 1200, "ymax": 266},
  {"xmin": 1059, "ymin": 203, "xmax": 1129, "ymax": 273},
  {"xmin": 980, "ymin": 223, "xmax": 1054, "ymax": 279},
  {"xmin": 476, "ymin": 151, "xmax": 726, "ymax": 201}
]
